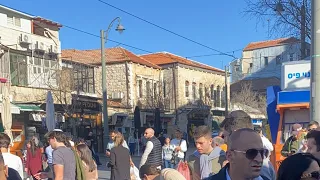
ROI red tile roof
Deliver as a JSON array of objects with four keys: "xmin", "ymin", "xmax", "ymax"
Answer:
[
  {"xmin": 243, "ymin": 37, "xmax": 300, "ymax": 51},
  {"xmin": 140, "ymin": 52, "xmax": 224, "ymax": 73},
  {"xmin": 61, "ymin": 47, "xmax": 161, "ymax": 69}
]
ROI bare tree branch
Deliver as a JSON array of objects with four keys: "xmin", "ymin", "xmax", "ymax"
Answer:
[
  {"xmin": 231, "ymin": 82, "xmax": 267, "ymax": 117},
  {"xmin": 244, "ymin": 0, "xmax": 311, "ymax": 41}
]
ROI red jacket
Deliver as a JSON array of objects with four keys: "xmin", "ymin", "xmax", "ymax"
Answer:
[{"xmin": 26, "ymin": 148, "xmax": 42, "ymax": 176}]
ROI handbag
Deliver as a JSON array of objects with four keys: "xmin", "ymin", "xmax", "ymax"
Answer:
[{"xmin": 171, "ymin": 139, "xmax": 183, "ymax": 164}]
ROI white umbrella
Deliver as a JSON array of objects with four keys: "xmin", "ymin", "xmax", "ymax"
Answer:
[
  {"xmin": 46, "ymin": 91, "xmax": 56, "ymax": 131},
  {"xmin": 1, "ymin": 85, "xmax": 13, "ymax": 142}
]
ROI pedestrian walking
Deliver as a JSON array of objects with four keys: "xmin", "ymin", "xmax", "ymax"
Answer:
[
  {"xmin": 0, "ymin": 133, "xmax": 23, "ymax": 179},
  {"xmin": 128, "ymin": 133, "xmax": 136, "ymax": 156},
  {"xmin": 107, "ymin": 132, "xmax": 131, "ymax": 180},
  {"xmin": 162, "ymin": 137, "xmax": 174, "ymax": 168},
  {"xmin": 25, "ymin": 138, "xmax": 43, "ymax": 179},
  {"xmin": 170, "ymin": 128, "xmax": 187, "ymax": 167},
  {"xmin": 76, "ymin": 144, "xmax": 98, "ymax": 180},
  {"xmin": 0, "ymin": 152, "xmax": 7, "ymax": 180},
  {"xmin": 139, "ymin": 128, "xmax": 162, "ymax": 169},
  {"xmin": 188, "ymin": 126, "xmax": 226, "ymax": 180},
  {"xmin": 34, "ymin": 130, "xmax": 76, "ymax": 180},
  {"xmin": 277, "ymin": 153, "xmax": 320, "ymax": 180}
]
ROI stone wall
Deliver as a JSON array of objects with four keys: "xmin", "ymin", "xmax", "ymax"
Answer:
[
  {"xmin": 94, "ymin": 63, "xmax": 128, "ymax": 107},
  {"xmin": 10, "ymin": 85, "xmax": 72, "ymax": 104},
  {"xmin": 131, "ymin": 63, "xmax": 161, "ymax": 109},
  {"xmin": 176, "ymin": 66, "xmax": 226, "ymax": 108}
]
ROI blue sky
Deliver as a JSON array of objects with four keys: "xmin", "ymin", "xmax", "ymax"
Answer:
[{"xmin": 2, "ymin": 0, "xmax": 271, "ymax": 69}]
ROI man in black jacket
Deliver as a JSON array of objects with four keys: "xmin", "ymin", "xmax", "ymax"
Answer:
[
  {"xmin": 139, "ymin": 128, "xmax": 162, "ymax": 169},
  {"xmin": 206, "ymin": 128, "xmax": 268, "ymax": 180}
]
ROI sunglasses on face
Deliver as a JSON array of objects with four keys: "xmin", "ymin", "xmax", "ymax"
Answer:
[
  {"xmin": 301, "ymin": 171, "xmax": 320, "ymax": 179},
  {"xmin": 231, "ymin": 149, "xmax": 268, "ymax": 160}
]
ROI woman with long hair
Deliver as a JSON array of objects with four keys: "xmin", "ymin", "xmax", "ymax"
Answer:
[
  {"xmin": 76, "ymin": 144, "xmax": 98, "ymax": 180},
  {"xmin": 108, "ymin": 132, "xmax": 131, "ymax": 180},
  {"xmin": 25, "ymin": 137, "xmax": 42, "ymax": 179},
  {"xmin": 277, "ymin": 153, "xmax": 320, "ymax": 180}
]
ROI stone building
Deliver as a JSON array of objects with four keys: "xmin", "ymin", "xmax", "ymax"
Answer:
[
  {"xmin": 61, "ymin": 47, "xmax": 171, "ymax": 138},
  {"xmin": 141, "ymin": 52, "xmax": 227, "ymax": 140},
  {"xmin": 0, "ymin": 4, "xmax": 62, "ymax": 142}
]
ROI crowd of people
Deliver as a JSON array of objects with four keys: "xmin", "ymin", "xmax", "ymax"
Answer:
[{"xmin": 1, "ymin": 110, "xmax": 320, "ymax": 179}]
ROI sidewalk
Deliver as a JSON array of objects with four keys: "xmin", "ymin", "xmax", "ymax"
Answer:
[{"xmin": 96, "ymin": 145, "xmax": 197, "ymax": 179}]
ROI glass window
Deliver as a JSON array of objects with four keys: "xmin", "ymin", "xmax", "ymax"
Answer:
[
  {"xmin": 10, "ymin": 53, "xmax": 28, "ymax": 86},
  {"xmin": 289, "ymin": 53, "xmax": 294, "ymax": 61},
  {"xmin": 153, "ymin": 83, "xmax": 157, "ymax": 98},
  {"xmin": 146, "ymin": 81, "xmax": 151, "ymax": 99},
  {"xmin": 138, "ymin": 80, "xmax": 143, "ymax": 98},
  {"xmin": 276, "ymin": 55, "xmax": 282, "ymax": 65},
  {"xmin": 210, "ymin": 85, "xmax": 214, "ymax": 100},
  {"xmin": 44, "ymin": 60, "xmax": 50, "ymax": 67},
  {"xmin": 192, "ymin": 82, "xmax": 196, "ymax": 99},
  {"xmin": 185, "ymin": 81, "xmax": 189, "ymax": 97},
  {"xmin": 7, "ymin": 15, "xmax": 13, "ymax": 25},
  {"xmin": 264, "ymin": 57, "xmax": 268, "ymax": 66},
  {"xmin": 199, "ymin": 83, "xmax": 203, "ymax": 100},
  {"xmin": 216, "ymin": 86, "xmax": 221, "ymax": 107},
  {"xmin": 14, "ymin": 17, "xmax": 21, "ymax": 27}
]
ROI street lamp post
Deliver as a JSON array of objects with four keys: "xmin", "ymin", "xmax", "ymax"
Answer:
[
  {"xmin": 224, "ymin": 61, "xmax": 240, "ymax": 118},
  {"xmin": 310, "ymin": 0, "xmax": 320, "ymax": 123},
  {"xmin": 101, "ymin": 17, "xmax": 125, "ymax": 150},
  {"xmin": 275, "ymin": 1, "xmax": 320, "ymax": 123},
  {"xmin": 275, "ymin": 0, "xmax": 307, "ymax": 59}
]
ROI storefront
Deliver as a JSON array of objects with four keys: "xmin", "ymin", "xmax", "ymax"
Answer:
[{"xmin": 267, "ymin": 60, "xmax": 310, "ymax": 171}]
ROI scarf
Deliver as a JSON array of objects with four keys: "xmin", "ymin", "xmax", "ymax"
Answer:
[{"xmin": 73, "ymin": 149, "xmax": 86, "ymax": 180}]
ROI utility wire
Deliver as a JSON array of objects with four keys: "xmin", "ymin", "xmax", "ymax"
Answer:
[
  {"xmin": 96, "ymin": 0, "xmax": 238, "ymax": 59},
  {"xmin": 186, "ymin": 49, "xmax": 243, "ymax": 58}
]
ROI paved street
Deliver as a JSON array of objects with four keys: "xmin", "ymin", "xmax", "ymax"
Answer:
[{"xmin": 97, "ymin": 146, "xmax": 197, "ymax": 179}]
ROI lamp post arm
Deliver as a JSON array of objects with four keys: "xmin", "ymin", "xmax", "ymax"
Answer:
[{"xmin": 105, "ymin": 17, "xmax": 121, "ymax": 40}]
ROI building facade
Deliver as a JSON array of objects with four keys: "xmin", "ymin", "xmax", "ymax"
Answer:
[
  {"xmin": 231, "ymin": 37, "xmax": 310, "ymax": 83},
  {"xmin": 0, "ymin": 5, "xmax": 62, "ymax": 143},
  {"xmin": 61, "ymin": 48, "xmax": 169, "ymax": 140},
  {"xmin": 141, "ymin": 52, "xmax": 227, "ymax": 140}
]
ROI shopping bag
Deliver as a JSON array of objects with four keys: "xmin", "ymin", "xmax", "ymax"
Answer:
[
  {"xmin": 176, "ymin": 161, "xmax": 191, "ymax": 180},
  {"xmin": 130, "ymin": 165, "xmax": 141, "ymax": 180}
]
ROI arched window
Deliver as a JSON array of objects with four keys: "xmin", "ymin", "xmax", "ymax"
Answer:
[
  {"xmin": 192, "ymin": 82, "xmax": 197, "ymax": 99},
  {"xmin": 146, "ymin": 81, "xmax": 151, "ymax": 98},
  {"xmin": 138, "ymin": 80, "xmax": 143, "ymax": 98},
  {"xmin": 199, "ymin": 83, "xmax": 203, "ymax": 100},
  {"xmin": 185, "ymin": 81, "xmax": 189, "ymax": 97},
  {"xmin": 221, "ymin": 86, "xmax": 226, "ymax": 107},
  {"xmin": 216, "ymin": 85, "xmax": 221, "ymax": 107},
  {"xmin": 210, "ymin": 85, "xmax": 214, "ymax": 100}
]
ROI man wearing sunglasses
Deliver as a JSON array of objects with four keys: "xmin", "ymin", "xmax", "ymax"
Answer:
[{"xmin": 206, "ymin": 128, "xmax": 268, "ymax": 180}]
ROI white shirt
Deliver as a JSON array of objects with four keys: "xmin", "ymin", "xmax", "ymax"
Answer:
[
  {"xmin": 170, "ymin": 138, "xmax": 187, "ymax": 159},
  {"xmin": 140, "ymin": 141, "xmax": 154, "ymax": 168},
  {"xmin": 2, "ymin": 152, "xmax": 24, "ymax": 179},
  {"xmin": 226, "ymin": 168, "xmax": 263, "ymax": 180}
]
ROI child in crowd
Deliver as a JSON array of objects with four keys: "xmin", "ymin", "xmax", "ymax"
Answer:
[{"xmin": 162, "ymin": 138, "xmax": 175, "ymax": 168}]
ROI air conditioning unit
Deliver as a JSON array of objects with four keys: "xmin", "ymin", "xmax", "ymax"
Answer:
[
  {"xmin": 48, "ymin": 45, "xmax": 58, "ymax": 54},
  {"xmin": 111, "ymin": 92, "xmax": 123, "ymax": 99},
  {"xmin": 19, "ymin": 34, "xmax": 31, "ymax": 44},
  {"xmin": 35, "ymin": 41, "xmax": 45, "ymax": 51}
]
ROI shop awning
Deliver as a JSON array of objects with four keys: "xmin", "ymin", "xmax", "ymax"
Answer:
[
  {"xmin": 0, "ymin": 103, "xmax": 20, "ymax": 114},
  {"xmin": 14, "ymin": 104, "xmax": 44, "ymax": 112}
]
